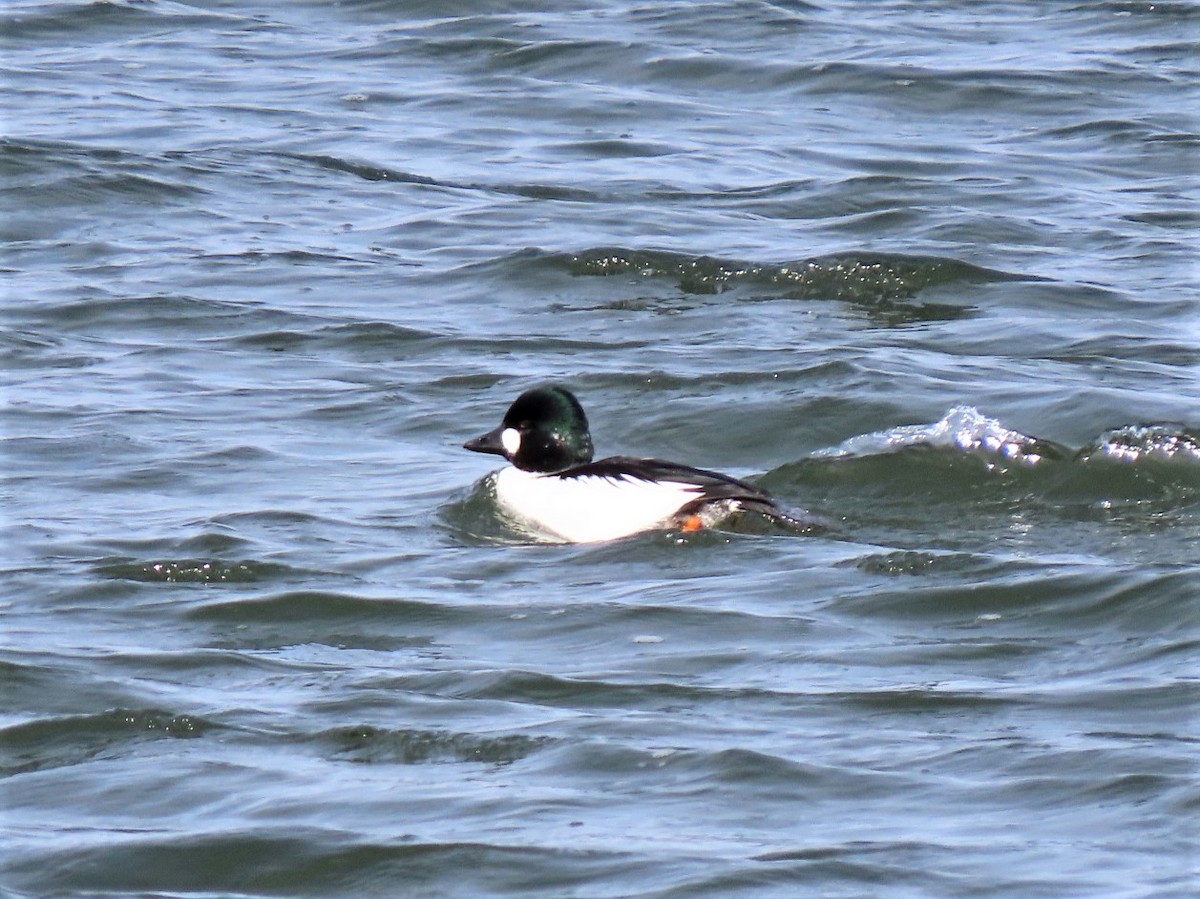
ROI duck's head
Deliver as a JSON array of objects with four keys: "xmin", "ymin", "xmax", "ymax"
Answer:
[{"xmin": 464, "ymin": 385, "xmax": 595, "ymax": 473}]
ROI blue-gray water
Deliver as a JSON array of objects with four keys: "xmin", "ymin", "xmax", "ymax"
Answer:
[{"xmin": 3, "ymin": 1, "xmax": 1199, "ymax": 896}]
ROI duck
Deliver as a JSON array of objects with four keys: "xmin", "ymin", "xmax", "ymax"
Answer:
[{"xmin": 463, "ymin": 385, "xmax": 809, "ymax": 543}]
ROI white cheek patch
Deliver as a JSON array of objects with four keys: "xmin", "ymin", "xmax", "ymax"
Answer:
[{"xmin": 501, "ymin": 427, "xmax": 521, "ymax": 456}]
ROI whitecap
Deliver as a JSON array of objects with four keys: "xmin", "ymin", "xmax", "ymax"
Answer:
[{"xmin": 815, "ymin": 405, "xmax": 1061, "ymax": 466}]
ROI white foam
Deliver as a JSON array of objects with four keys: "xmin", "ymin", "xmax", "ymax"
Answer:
[
  {"xmin": 816, "ymin": 405, "xmax": 1051, "ymax": 465},
  {"xmin": 1081, "ymin": 425, "xmax": 1200, "ymax": 464}
]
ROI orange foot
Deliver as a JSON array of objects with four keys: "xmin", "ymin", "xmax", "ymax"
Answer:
[{"xmin": 680, "ymin": 514, "xmax": 705, "ymax": 532}]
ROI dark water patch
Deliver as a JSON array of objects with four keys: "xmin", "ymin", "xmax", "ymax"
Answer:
[
  {"xmin": 316, "ymin": 724, "xmax": 553, "ymax": 766},
  {"xmin": 1039, "ymin": 117, "xmax": 1170, "ymax": 142},
  {"xmin": 577, "ymin": 362, "xmax": 858, "ymax": 391},
  {"xmin": 700, "ymin": 747, "xmax": 901, "ymax": 797},
  {"xmin": 488, "ymin": 37, "xmax": 643, "ymax": 79},
  {"xmin": 452, "ymin": 332, "xmax": 655, "ymax": 356},
  {"xmin": 551, "ymin": 137, "xmax": 678, "ymax": 159},
  {"xmin": 0, "ymin": 655, "xmax": 163, "ymax": 720},
  {"xmin": 766, "ymin": 450, "xmax": 1050, "ymax": 532},
  {"xmin": 601, "ymin": 598, "xmax": 816, "ymax": 636},
  {"xmin": 1123, "ymin": 208, "xmax": 1200, "ymax": 228},
  {"xmin": 560, "ymin": 246, "xmax": 1034, "ymax": 323},
  {"xmin": 1071, "ymin": 0, "xmax": 1200, "ymax": 22},
  {"xmin": 0, "ymin": 328, "xmax": 101, "ymax": 371},
  {"xmin": 186, "ymin": 591, "xmax": 473, "ymax": 648},
  {"xmin": 4, "ymin": 432, "xmax": 151, "ymax": 473},
  {"xmin": 831, "ymin": 570, "xmax": 1113, "ymax": 623},
  {"xmin": 7, "ymin": 292, "xmax": 316, "ymax": 342},
  {"xmin": 649, "ymin": 177, "xmax": 819, "ymax": 204},
  {"xmin": 1143, "ymin": 130, "xmax": 1200, "ymax": 146},
  {"xmin": 1040, "ymin": 682, "xmax": 1197, "ymax": 724},
  {"xmin": 827, "ymin": 687, "xmax": 1020, "ymax": 716},
  {"xmin": 792, "ymin": 55, "xmax": 1182, "ymax": 121},
  {"xmin": 1052, "ymin": 335, "xmax": 1200, "ymax": 368},
  {"xmin": 212, "ymin": 630, "xmax": 434, "ymax": 653},
  {"xmin": 847, "ymin": 550, "xmax": 994, "ymax": 578},
  {"xmin": 286, "ymin": 150, "xmax": 605, "ymax": 203},
  {"xmin": 544, "ymin": 741, "xmax": 903, "ymax": 804},
  {"xmin": 435, "ymin": 669, "xmax": 812, "ymax": 713},
  {"xmin": 1046, "ymin": 568, "xmax": 1200, "ymax": 628},
  {"xmin": 96, "ymin": 557, "xmax": 298, "ymax": 585},
  {"xmin": 96, "ymin": 648, "xmax": 320, "ymax": 682},
  {"xmin": 80, "ymin": 460, "xmax": 219, "ymax": 493},
  {"xmin": 569, "ymin": 246, "xmax": 1023, "ymax": 295},
  {"xmin": 0, "ymin": 708, "xmax": 216, "ymax": 778},
  {"xmin": 283, "ymin": 151, "xmax": 444, "ymax": 187},
  {"xmin": 188, "ymin": 590, "xmax": 430, "ymax": 619},
  {"xmin": 194, "ymin": 248, "xmax": 374, "ymax": 267},
  {"xmin": 332, "ymin": 32, "xmax": 517, "ymax": 63},
  {"xmin": 199, "ymin": 510, "xmax": 362, "ymax": 547},
  {"xmin": 1085, "ymin": 728, "xmax": 1200, "ymax": 748},
  {"xmin": 173, "ymin": 529, "xmax": 256, "ymax": 556},
  {"xmin": 93, "ymin": 529, "xmax": 255, "ymax": 559},
  {"xmin": 742, "ymin": 843, "xmax": 1067, "ymax": 899},
  {"xmin": 0, "ymin": 0, "xmax": 231, "ymax": 42},
  {"xmin": 996, "ymin": 746, "xmax": 1196, "ymax": 816},
  {"xmin": 4, "ymin": 832, "xmax": 644, "ymax": 898},
  {"xmin": 503, "ymin": 181, "xmax": 602, "ymax": 202},
  {"xmin": 788, "ymin": 446, "xmax": 1199, "ymax": 514},
  {"xmin": 841, "ymin": 637, "xmax": 1052, "ymax": 670},
  {"xmin": 837, "ymin": 569, "xmax": 1197, "ymax": 639},
  {"xmin": 5, "ymin": 168, "xmax": 201, "ymax": 211},
  {"xmin": 205, "ymin": 509, "xmax": 343, "ymax": 527},
  {"xmin": 0, "ymin": 138, "xmax": 205, "ymax": 218},
  {"xmin": 228, "ymin": 320, "xmax": 444, "ymax": 358}
]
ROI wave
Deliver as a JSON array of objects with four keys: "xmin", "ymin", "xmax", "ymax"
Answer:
[
  {"xmin": 0, "ymin": 708, "xmax": 216, "ymax": 777},
  {"xmin": 547, "ymin": 246, "xmax": 1037, "ymax": 324},
  {"xmin": 8, "ymin": 832, "xmax": 640, "ymax": 898},
  {"xmin": 312, "ymin": 724, "xmax": 552, "ymax": 766},
  {"xmin": 813, "ymin": 406, "xmax": 1199, "ymax": 470},
  {"xmin": 572, "ymin": 244, "xmax": 1022, "ymax": 292},
  {"xmin": 0, "ymin": 138, "xmax": 205, "ymax": 214},
  {"xmin": 95, "ymin": 558, "xmax": 299, "ymax": 585},
  {"xmin": 765, "ymin": 407, "xmax": 1200, "ymax": 542},
  {"xmin": 1076, "ymin": 424, "xmax": 1200, "ymax": 466},
  {"xmin": 0, "ymin": 1, "xmax": 236, "ymax": 43}
]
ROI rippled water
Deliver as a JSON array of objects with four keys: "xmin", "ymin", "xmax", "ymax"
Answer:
[{"xmin": 3, "ymin": 1, "xmax": 1198, "ymax": 896}]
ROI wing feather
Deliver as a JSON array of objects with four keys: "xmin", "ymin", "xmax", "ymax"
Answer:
[{"xmin": 557, "ymin": 456, "xmax": 772, "ymax": 503}]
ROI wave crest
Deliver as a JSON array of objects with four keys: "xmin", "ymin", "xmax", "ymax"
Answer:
[
  {"xmin": 815, "ymin": 405, "xmax": 1069, "ymax": 466},
  {"xmin": 1077, "ymin": 425, "xmax": 1200, "ymax": 465}
]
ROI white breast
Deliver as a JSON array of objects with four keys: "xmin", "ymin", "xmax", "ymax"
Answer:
[{"xmin": 492, "ymin": 467, "xmax": 703, "ymax": 543}]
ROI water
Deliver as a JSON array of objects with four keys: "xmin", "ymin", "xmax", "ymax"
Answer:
[{"xmin": 3, "ymin": 1, "xmax": 1198, "ymax": 896}]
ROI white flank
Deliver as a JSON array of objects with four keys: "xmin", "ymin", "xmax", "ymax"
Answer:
[{"xmin": 493, "ymin": 467, "xmax": 704, "ymax": 543}]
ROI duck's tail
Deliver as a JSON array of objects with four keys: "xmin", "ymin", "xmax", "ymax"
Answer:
[
  {"xmin": 739, "ymin": 498, "xmax": 833, "ymax": 536},
  {"xmin": 674, "ymin": 495, "xmax": 832, "ymax": 537}
]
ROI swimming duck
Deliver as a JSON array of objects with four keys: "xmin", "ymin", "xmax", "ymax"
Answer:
[{"xmin": 463, "ymin": 385, "xmax": 806, "ymax": 543}]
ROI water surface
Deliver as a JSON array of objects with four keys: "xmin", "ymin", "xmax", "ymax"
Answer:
[{"xmin": 3, "ymin": 1, "xmax": 1198, "ymax": 896}]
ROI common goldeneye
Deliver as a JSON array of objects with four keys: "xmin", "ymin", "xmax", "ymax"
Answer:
[{"xmin": 463, "ymin": 385, "xmax": 807, "ymax": 543}]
